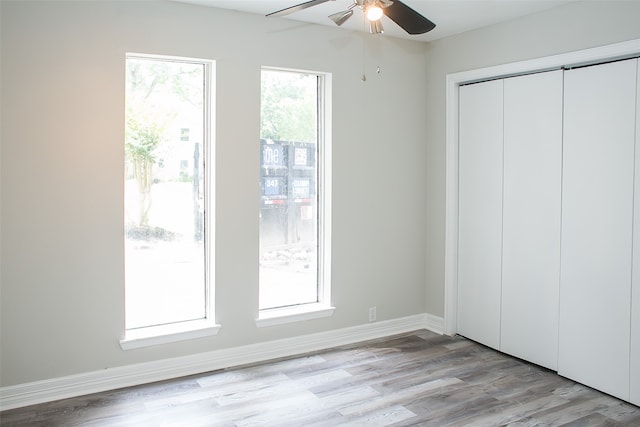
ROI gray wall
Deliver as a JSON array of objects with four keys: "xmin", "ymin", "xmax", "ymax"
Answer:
[
  {"xmin": 0, "ymin": 1, "xmax": 429, "ymax": 386},
  {"xmin": 424, "ymin": 0, "xmax": 640, "ymax": 317}
]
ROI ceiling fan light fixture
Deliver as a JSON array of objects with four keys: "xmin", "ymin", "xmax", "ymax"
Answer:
[
  {"xmin": 329, "ymin": 9, "xmax": 353, "ymax": 26},
  {"xmin": 366, "ymin": 4, "xmax": 384, "ymax": 21},
  {"xmin": 369, "ymin": 19, "xmax": 384, "ymax": 34}
]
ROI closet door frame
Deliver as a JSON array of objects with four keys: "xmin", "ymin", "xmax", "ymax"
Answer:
[{"xmin": 444, "ymin": 38, "xmax": 640, "ymax": 337}]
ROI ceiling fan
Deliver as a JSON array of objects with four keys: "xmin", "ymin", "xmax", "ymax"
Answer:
[{"xmin": 267, "ymin": 0, "xmax": 436, "ymax": 35}]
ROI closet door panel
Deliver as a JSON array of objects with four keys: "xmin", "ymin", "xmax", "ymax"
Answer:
[
  {"xmin": 501, "ymin": 70, "xmax": 563, "ymax": 371},
  {"xmin": 457, "ymin": 80, "xmax": 503, "ymax": 349},
  {"xmin": 559, "ymin": 59, "xmax": 637, "ymax": 400},
  {"xmin": 631, "ymin": 58, "xmax": 640, "ymax": 407}
]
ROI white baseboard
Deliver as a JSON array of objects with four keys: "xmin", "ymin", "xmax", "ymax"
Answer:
[
  {"xmin": 424, "ymin": 312, "xmax": 445, "ymax": 335},
  {"xmin": 0, "ymin": 313, "xmax": 443, "ymax": 411}
]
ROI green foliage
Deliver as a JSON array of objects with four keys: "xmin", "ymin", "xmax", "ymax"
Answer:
[
  {"xmin": 261, "ymin": 70, "xmax": 317, "ymax": 143},
  {"xmin": 125, "ymin": 116, "xmax": 161, "ymax": 163},
  {"xmin": 127, "ymin": 58, "xmax": 203, "ymax": 108},
  {"xmin": 125, "ymin": 116, "xmax": 162, "ymax": 227}
]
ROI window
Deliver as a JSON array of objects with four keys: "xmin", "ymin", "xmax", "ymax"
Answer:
[
  {"xmin": 258, "ymin": 68, "xmax": 333, "ymax": 324},
  {"xmin": 121, "ymin": 54, "xmax": 217, "ymax": 348}
]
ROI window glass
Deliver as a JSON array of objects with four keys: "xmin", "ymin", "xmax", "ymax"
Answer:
[
  {"xmin": 124, "ymin": 55, "xmax": 210, "ymax": 330},
  {"xmin": 259, "ymin": 69, "xmax": 324, "ymax": 310}
]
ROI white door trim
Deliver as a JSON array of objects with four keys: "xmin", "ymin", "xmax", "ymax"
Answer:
[{"xmin": 443, "ymin": 38, "xmax": 640, "ymax": 336}]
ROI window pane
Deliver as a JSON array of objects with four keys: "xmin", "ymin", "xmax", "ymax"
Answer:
[
  {"xmin": 259, "ymin": 69, "xmax": 319, "ymax": 310},
  {"xmin": 125, "ymin": 57, "xmax": 207, "ymax": 330}
]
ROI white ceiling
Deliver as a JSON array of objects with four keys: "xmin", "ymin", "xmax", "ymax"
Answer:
[{"xmin": 173, "ymin": 0, "xmax": 576, "ymax": 42}]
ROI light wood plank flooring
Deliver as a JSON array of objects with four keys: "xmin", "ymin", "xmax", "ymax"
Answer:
[{"xmin": 2, "ymin": 330, "xmax": 639, "ymax": 426}]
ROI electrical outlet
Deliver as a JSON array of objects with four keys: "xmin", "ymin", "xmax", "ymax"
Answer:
[{"xmin": 369, "ymin": 307, "xmax": 377, "ymax": 322}]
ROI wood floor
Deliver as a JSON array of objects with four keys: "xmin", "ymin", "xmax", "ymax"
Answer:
[{"xmin": 2, "ymin": 330, "xmax": 639, "ymax": 426}]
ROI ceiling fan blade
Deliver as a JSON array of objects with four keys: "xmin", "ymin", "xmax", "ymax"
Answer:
[
  {"xmin": 267, "ymin": 0, "xmax": 334, "ymax": 18},
  {"xmin": 384, "ymin": 0, "xmax": 435, "ymax": 35},
  {"xmin": 329, "ymin": 9, "xmax": 354, "ymax": 26}
]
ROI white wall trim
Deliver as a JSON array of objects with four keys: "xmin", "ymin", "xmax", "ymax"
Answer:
[
  {"xmin": 255, "ymin": 304, "xmax": 336, "ymax": 327},
  {"xmin": 0, "ymin": 313, "xmax": 442, "ymax": 411},
  {"xmin": 120, "ymin": 320, "xmax": 222, "ymax": 350},
  {"xmin": 444, "ymin": 38, "xmax": 640, "ymax": 337},
  {"xmin": 424, "ymin": 313, "xmax": 445, "ymax": 335}
]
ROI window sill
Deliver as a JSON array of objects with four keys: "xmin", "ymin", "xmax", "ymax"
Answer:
[
  {"xmin": 255, "ymin": 304, "xmax": 336, "ymax": 327},
  {"xmin": 120, "ymin": 320, "xmax": 221, "ymax": 350}
]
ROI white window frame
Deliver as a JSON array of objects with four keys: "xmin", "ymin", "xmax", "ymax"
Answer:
[
  {"xmin": 256, "ymin": 67, "xmax": 334, "ymax": 327},
  {"xmin": 120, "ymin": 53, "xmax": 219, "ymax": 350}
]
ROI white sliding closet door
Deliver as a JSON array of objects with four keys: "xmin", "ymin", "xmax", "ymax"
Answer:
[
  {"xmin": 559, "ymin": 59, "xmax": 637, "ymax": 401},
  {"xmin": 500, "ymin": 70, "xmax": 563, "ymax": 371},
  {"xmin": 631, "ymin": 59, "xmax": 640, "ymax": 407},
  {"xmin": 457, "ymin": 80, "xmax": 503, "ymax": 350}
]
